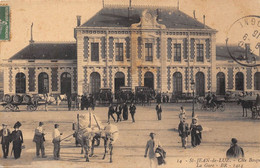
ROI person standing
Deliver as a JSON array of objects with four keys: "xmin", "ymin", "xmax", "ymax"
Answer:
[
  {"xmin": 190, "ymin": 116, "xmax": 203, "ymax": 147},
  {"xmin": 0, "ymin": 124, "xmax": 11, "ymax": 158},
  {"xmin": 226, "ymin": 138, "xmax": 244, "ymax": 158},
  {"xmin": 11, "ymin": 121, "xmax": 23, "ymax": 159},
  {"xmin": 33, "ymin": 122, "xmax": 47, "ymax": 158},
  {"xmin": 115, "ymin": 104, "xmax": 122, "ymax": 122},
  {"xmin": 107, "ymin": 104, "xmax": 116, "ymax": 123},
  {"xmin": 67, "ymin": 94, "xmax": 72, "ymax": 111},
  {"xmin": 178, "ymin": 118, "xmax": 189, "ymax": 149},
  {"xmin": 52, "ymin": 124, "xmax": 62, "ymax": 160},
  {"xmin": 122, "ymin": 102, "xmax": 128, "ymax": 120},
  {"xmin": 179, "ymin": 106, "xmax": 186, "ymax": 121},
  {"xmin": 129, "ymin": 103, "xmax": 136, "ymax": 123},
  {"xmin": 144, "ymin": 132, "xmax": 161, "ymax": 168},
  {"xmin": 155, "ymin": 103, "xmax": 162, "ymax": 120},
  {"xmin": 255, "ymin": 94, "xmax": 260, "ymax": 107}
]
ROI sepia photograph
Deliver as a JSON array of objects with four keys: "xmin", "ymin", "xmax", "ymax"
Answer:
[{"xmin": 0, "ymin": 0, "xmax": 259, "ymax": 167}]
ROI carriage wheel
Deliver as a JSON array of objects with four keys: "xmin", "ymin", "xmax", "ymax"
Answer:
[
  {"xmin": 27, "ymin": 105, "xmax": 36, "ymax": 111},
  {"xmin": 211, "ymin": 106, "xmax": 217, "ymax": 112},
  {"xmin": 4, "ymin": 104, "xmax": 12, "ymax": 112},
  {"xmin": 219, "ymin": 104, "xmax": 225, "ymax": 112}
]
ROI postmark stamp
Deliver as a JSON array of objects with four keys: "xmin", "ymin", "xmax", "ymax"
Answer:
[
  {"xmin": 0, "ymin": 5, "xmax": 10, "ymax": 41},
  {"xmin": 226, "ymin": 15, "xmax": 260, "ymax": 67}
]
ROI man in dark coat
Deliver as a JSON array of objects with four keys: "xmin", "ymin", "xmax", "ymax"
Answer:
[
  {"xmin": 33, "ymin": 122, "xmax": 47, "ymax": 158},
  {"xmin": 226, "ymin": 138, "xmax": 244, "ymax": 158},
  {"xmin": 122, "ymin": 102, "xmax": 128, "ymax": 120},
  {"xmin": 255, "ymin": 94, "xmax": 260, "ymax": 106},
  {"xmin": 178, "ymin": 118, "xmax": 189, "ymax": 149},
  {"xmin": 129, "ymin": 103, "xmax": 136, "ymax": 123},
  {"xmin": 115, "ymin": 104, "xmax": 122, "ymax": 122},
  {"xmin": 67, "ymin": 94, "xmax": 72, "ymax": 111},
  {"xmin": 81, "ymin": 95, "xmax": 87, "ymax": 110},
  {"xmin": 156, "ymin": 103, "xmax": 162, "ymax": 120},
  {"xmin": 107, "ymin": 104, "xmax": 116, "ymax": 123},
  {"xmin": 0, "ymin": 124, "xmax": 11, "ymax": 158}
]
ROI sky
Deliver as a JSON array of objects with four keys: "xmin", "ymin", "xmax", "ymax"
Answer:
[{"xmin": 0, "ymin": 0, "xmax": 259, "ymax": 60}]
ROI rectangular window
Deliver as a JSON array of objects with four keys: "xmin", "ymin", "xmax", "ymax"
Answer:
[
  {"xmin": 174, "ymin": 43, "xmax": 181, "ymax": 61},
  {"xmin": 196, "ymin": 44, "xmax": 204, "ymax": 62},
  {"xmin": 145, "ymin": 43, "xmax": 153, "ymax": 61},
  {"xmin": 91, "ymin": 43, "xmax": 99, "ymax": 61},
  {"xmin": 115, "ymin": 43, "xmax": 123, "ymax": 61}
]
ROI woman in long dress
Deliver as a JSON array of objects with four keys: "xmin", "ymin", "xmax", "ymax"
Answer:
[
  {"xmin": 11, "ymin": 121, "xmax": 23, "ymax": 159},
  {"xmin": 190, "ymin": 116, "xmax": 203, "ymax": 147}
]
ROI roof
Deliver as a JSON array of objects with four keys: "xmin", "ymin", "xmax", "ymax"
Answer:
[
  {"xmin": 80, "ymin": 6, "xmax": 212, "ymax": 29},
  {"xmin": 9, "ymin": 42, "xmax": 77, "ymax": 60},
  {"xmin": 216, "ymin": 44, "xmax": 259, "ymax": 61}
]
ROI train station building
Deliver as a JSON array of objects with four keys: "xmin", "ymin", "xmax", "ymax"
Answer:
[{"xmin": 3, "ymin": 5, "xmax": 260, "ymax": 96}]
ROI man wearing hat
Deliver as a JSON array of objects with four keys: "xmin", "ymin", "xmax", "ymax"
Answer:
[
  {"xmin": 144, "ymin": 132, "xmax": 161, "ymax": 168},
  {"xmin": 33, "ymin": 122, "xmax": 46, "ymax": 158},
  {"xmin": 226, "ymin": 138, "xmax": 244, "ymax": 158},
  {"xmin": 52, "ymin": 124, "xmax": 62, "ymax": 160},
  {"xmin": 0, "ymin": 124, "xmax": 11, "ymax": 158},
  {"xmin": 178, "ymin": 117, "xmax": 190, "ymax": 149}
]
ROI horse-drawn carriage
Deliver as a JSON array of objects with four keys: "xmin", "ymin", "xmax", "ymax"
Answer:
[
  {"xmin": 135, "ymin": 86, "xmax": 155, "ymax": 104},
  {"xmin": 196, "ymin": 96, "xmax": 225, "ymax": 112},
  {"xmin": 98, "ymin": 88, "xmax": 113, "ymax": 104},
  {"xmin": 115, "ymin": 86, "xmax": 134, "ymax": 103},
  {"xmin": 72, "ymin": 113, "xmax": 118, "ymax": 162},
  {"xmin": 238, "ymin": 96, "xmax": 260, "ymax": 119}
]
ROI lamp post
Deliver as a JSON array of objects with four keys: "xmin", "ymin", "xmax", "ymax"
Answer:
[{"xmin": 191, "ymin": 80, "xmax": 195, "ymax": 117}]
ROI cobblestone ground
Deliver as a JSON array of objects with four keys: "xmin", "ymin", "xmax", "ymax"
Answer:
[{"xmin": 0, "ymin": 102, "xmax": 260, "ymax": 168}]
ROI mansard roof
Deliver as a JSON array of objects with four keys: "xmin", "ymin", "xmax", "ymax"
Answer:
[
  {"xmin": 9, "ymin": 42, "xmax": 77, "ymax": 60},
  {"xmin": 216, "ymin": 44, "xmax": 259, "ymax": 61},
  {"xmin": 80, "ymin": 6, "xmax": 213, "ymax": 30}
]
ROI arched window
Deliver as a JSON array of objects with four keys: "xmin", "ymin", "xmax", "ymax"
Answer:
[
  {"xmin": 254, "ymin": 72, "xmax": 260, "ymax": 90},
  {"xmin": 60, "ymin": 72, "xmax": 71, "ymax": 95},
  {"xmin": 216, "ymin": 72, "xmax": 225, "ymax": 95},
  {"xmin": 144, "ymin": 72, "xmax": 154, "ymax": 89},
  {"xmin": 90, "ymin": 72, "xmax": 101, "ymax": 94},
  {"xmin": 114, "ymin": 72, "xmax": 125, "ymax": 92},
  {"xmin": 235, "ymin": 72, "xmax": 244, "ymax": 91},
  {"xmin": 196, "ymin": 72, "xmax": 205, "ymax": 96},
  {"xmin": 173, "ymin": 72, "xmax": 182, "ymax": 95},
  {"xmin": 15, "ymin": 73, "xmax": 26, "ymax": 93},
  {"xmin": 38, "ymin": 72, "xmax": 49, "ymax": 94}
]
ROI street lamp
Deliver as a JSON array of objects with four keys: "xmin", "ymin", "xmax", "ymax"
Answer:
[{"xmin": 191, "ymin": 80, "xmax": 195, "ymax": 117}]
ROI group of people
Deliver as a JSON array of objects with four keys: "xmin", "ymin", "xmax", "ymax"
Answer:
[
  {"xmin": 0, "ymin": 122, "xmax": 23, "ymax": 159},
  {"xmin": 0, "ymin": 121, "xmax": 62, "ymax": 160},
  {"xmin": 107, "ymin": 102, "xmax": 136, "ymax": 123}
]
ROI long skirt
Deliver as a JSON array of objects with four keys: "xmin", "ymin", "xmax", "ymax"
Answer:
[{"xmin": 13, "ymin": 141, "xmax": 22, "ymax": 159}]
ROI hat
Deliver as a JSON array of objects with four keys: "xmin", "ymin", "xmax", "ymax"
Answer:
[
  {"xmin": 231, "ymin": 138, "xmax": 238, "ymax": 144},
  {"xmin": 150, "ymin": 132, "xmax": 156, "ymax": 136},
  {"xmin": 192, "ymin": 115, "xmax": 198, "ymax": 120},
  {"xmin": 2, "ymin": 123, "xmax": 7, "ymax": 126},
  {"xmin": 54, "ymin": 124, "xmax": 59, "ymax": 128},
  {"xmin": 14, "ymin": 121, "xmax": 22, "ymax": 128},
  {"xmin": 39, "ymin": 122, "xmax": 44, "ymax": 126}
]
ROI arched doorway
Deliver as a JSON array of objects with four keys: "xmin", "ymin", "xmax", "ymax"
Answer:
[
  {"xmin": 144, "ymin": 72, "xmax": 154, "ymax": 89},
  {"xmin": 114, "ymin": 72, "xmax": 125, "ymax": 92},
  {"xmin": 254, "ymin": 72, "xmax": 260, "ymax": 90},
  {"xmin": 235, "ymin": 72, "xmax": 244, "ymax": 91},
  {"xmin": 38, "ymin": 72, "xmax": 49, "ymax": 94},
  {"xmin": 60, "ymin": 72, "xmax": 71, "ymax": 95},
  {"xmin": 173, "ymin": 72, "xmax": 182, "ymax": 95},
  {"xmin": 195, "ymin": 72, "xmax": 205, "ymax": 96},
  {"xmin": 16, "ymin": 73, "xmax": 26, "ymax": 93},
  {"xmin": 216, "ymin": 72, "xmax": 225, "ymax": 95},
  {"xmin": 90, "ymin": 72, "xmax": 101, "ymax": 95}
]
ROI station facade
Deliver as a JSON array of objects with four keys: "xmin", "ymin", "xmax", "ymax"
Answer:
[{"xmin": 3, "ymin": 6, "xmax": 260, "ymax": 96}]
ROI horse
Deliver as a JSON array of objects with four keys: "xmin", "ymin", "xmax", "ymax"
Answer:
[
  {"xmin": 73, "ymin": 113, "xmax": 118, "ymax": 162},
  {"xmin": 237, "ymin": 99, "xmax": 254, "ymax": 117}
]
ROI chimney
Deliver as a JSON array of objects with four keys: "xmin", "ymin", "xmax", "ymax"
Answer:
[
  {"xmin": 157, "ymin": 9, "xmax": 162, "ymax": 21},
  {"xmin": 203, "ymin": 15, "xmax": 205, "ymax": 27},
  {"xmin": 245, "ymin": 43, "xmax": 250, "ymax": 58},
  {"xmin": 29, "ymin": 22, "xmax": 34, "ymax": 44},
  {"xmin": 77, "ymin": 15, "xmax": 81, "ymax": 27},
  {"xmin": 128, "ymin": 0, "xmax": 133, "ymax": 21},
  {"xmin": 193, "ymin": 10, "xmax": 196, "ymax": 19}
]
